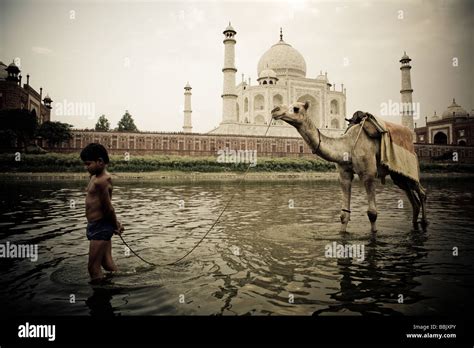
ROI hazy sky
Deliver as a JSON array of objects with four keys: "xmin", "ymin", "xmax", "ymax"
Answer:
[{"xmin": 1, "ymin": 0, "xmax": 472, "ymax": 132}]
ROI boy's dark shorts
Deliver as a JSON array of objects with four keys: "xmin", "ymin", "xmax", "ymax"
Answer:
[{"xmin": 86, "ymin": 219, "xmax": 115, "ymax": 241}]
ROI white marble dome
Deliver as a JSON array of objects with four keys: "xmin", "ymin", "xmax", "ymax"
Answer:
[{"xmin": 257, "ymin": 39, "xmax": 306, "ymax": 78}]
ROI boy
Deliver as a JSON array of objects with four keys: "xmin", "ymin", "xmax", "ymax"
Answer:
[{"xmin": 80, "ymin": 143, "xmax": 124, "ymax": 283}]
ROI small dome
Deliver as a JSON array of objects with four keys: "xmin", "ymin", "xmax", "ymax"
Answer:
[
  {"xmin": 6, "ymin": 61, "xmax": 20, "ymax": 73},
  {"xmin": 316, "ymin": 71, "xmax": 327, "ymax": 81},
  {"xmin": 429, "ymin": 111, "xmax": 440, "ymax": 121},
  {"xmin": 184, "ymin": 81, "xmax": 192, "ymax": 90},
  {"xmin": 442, "ymin": 98, "xmax": 468, "ymax": 118},
  {"xmin": 223, "ymin": 22, "xmax": 236, "ymax": 33},
  {"xmin": 43, "ymin": 94, "xmax": 52, "ymax": 102},
  {"xmin": 258, "ymin": 68, "xmax": 277, "ymax": 79},
  {"xmin": 400, "ymin": 51, "xmax": 411, "ymax": 62}
]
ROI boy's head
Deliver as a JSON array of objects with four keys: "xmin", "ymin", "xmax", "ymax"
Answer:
[{"xmin": 80, "ymin": 143, "xmax": 110, "ymax": 175}]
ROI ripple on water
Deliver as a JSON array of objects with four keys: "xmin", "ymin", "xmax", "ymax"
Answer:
[{"xmin": 0, "ymin": 179, "xmax": 473, "ymax": 316}]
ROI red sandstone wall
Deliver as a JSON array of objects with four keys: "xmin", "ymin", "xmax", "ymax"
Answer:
[{"xmin": 41, "ymin": 130, "xmax": 474, "ymax": 163}]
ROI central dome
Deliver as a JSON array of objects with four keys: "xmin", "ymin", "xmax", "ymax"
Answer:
[{"xmin": 257, "ymin": 38, "xmax": 306, "ymax": 79}]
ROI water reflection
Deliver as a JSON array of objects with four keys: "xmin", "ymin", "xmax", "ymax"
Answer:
[
  {"xmin": 313, "ymin": 228, "xmax": 430, "ymax": 316},
  {"xmin": 86, "ymin": 286, "xmax": 124, "ymax": 317},
  {"xmin": 0, "ymin": 178, "xmax": 473, "ymax": 316}
]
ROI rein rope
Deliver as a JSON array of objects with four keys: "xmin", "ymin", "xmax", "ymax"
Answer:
[
  {"xmin": 119, "ymin": 121, "xmax": 274, "ymax": 267},
  {"xmin": 351, "ymin": 117, "xmax": 367, "ymax": 154}
]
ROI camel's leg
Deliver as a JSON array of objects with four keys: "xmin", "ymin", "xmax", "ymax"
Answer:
[
  {"xmin": 415, "ymin": 183, "xmax": 428, "ymax": 228},
  {"xmin": 362, "ymin": 175, "xmax": 378, "ymax": 233},
  {"xmin": 405, "ymin": 187, "xmax": 420, "ymax": 229},
  {"xmin": 338, "ymin": 167, "xmax": 354, "ymax": 233}
]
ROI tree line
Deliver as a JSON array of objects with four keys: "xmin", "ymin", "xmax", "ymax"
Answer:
[
  {"xmin": 0, "ymin": 109, "xmax": 139, "ymax": 152},
  {"xmin": 94, "ymin": 110, "xmax": 138, "ymax": 132}
]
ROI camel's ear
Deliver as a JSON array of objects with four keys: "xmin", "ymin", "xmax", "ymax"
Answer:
[{"xmin": 303, "ymin": 101, "xmax": 309, "ymax": 110}]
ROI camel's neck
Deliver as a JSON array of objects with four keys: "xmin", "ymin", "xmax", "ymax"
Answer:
[{"xmin": 297, "ymin": 119, "xmax": 351, "ymax": 163}]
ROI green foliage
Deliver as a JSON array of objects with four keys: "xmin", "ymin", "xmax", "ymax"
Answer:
[
  {"xmin": 37, "ymin": 121, "xmax": 73, "ymax": 146},
  {"xmin": 95, "ymin": 115, "xmax": 110, "ymax": 132},
  {"xmin": 117, "ymin": 111, "xmax": 138, "ymax": 132},
  {"xmin": 0, "ymin": 109, "xmax": 38, "ymax": 149},
  {"xmin": 1, "ymin": 153, "xmax": 472, "ymax": 174},
  {"xmin": 0, "ymin": 129, "xmax": 17, "ymax": 148},
  {"xmin": 0, "ymin": 153, "xmax": 336, "ymax": 173}
]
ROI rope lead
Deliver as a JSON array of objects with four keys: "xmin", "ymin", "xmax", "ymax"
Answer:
[{"xmin": 119, "ymin": 121, "xmax": 274, "ymax": 267}]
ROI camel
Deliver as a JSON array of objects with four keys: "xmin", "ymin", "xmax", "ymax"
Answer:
[{"xmin": 271, "ymin": 101, "xmax": 427, "ymax": 233}]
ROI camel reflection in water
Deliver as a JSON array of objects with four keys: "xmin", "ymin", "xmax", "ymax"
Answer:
[
  {"xmin": 313, "ymin": 229, "xmax": 429, "ymax": 316},
  {"xmin": 0, "ymin": 179, "xmax": 472, "ymax": 316}
]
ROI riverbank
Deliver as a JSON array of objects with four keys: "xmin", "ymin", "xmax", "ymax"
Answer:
[
  {"xmin": 1, "ymin": 171, "xmax": 473, "ymax": 182},
  {"xmin": 1, "ymin": 153, "xmax": 473, "ymax": 182},
  {"xmin": 1, "ymin": 153, "xmax": 474, "ymax": 172}
]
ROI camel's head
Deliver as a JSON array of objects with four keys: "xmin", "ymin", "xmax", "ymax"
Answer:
[{"xmin": 271, "ymin": 101, "xmax": 309, "ymax": 128}]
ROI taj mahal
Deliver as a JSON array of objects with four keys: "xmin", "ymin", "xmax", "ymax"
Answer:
[{"xmin": 183, "ymin": 24, "xmax": 347, "ymax": 138}]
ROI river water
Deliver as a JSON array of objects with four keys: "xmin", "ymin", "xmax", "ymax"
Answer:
[{"xmin": 0, "ymin": 177, "xmax": 473, "ymax": 316}]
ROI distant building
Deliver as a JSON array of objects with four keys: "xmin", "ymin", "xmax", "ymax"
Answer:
[
  {"xmin": 45, "ymin": 129, "xmax": 474, "ymax": 163},
  {"xmin": 48, "ymin": 129, "xmax": 314, "ymax": 158},
  {"xmin": 415, "ymin": 98, "xmax": 474, "ymax": 146},
  {"xmin": 0, "ymin": 60, "xmax": 53, "ymax": 124}
]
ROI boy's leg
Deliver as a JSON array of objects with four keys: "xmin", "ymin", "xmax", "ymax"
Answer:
[
  {"xmin": 88, "ymin": 240, "xmax": 108, "ymax": 282},
  {"xmin": 102, "ymin": 240, "xmax": 118, "ymax": 272}
]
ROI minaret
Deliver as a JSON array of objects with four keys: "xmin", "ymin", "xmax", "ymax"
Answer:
[
  {"xmin": 400, "ymin": 51, "xmax": 414, "ymax": 131},
  {"xmin": 221, "ymin": 22, "xmax": 237, "ymax": 124},
  {"xmin": 183, "ymin": 82, "xmax": 192, "ymax": 133}
]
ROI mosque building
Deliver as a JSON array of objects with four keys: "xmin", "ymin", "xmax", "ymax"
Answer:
[
  {"xmin": 0, "ymin": 60, "xmax": 52, "ymax": 124},
  {"xmin": 415, "ymin": 98, "xmax": 474, "ymax": 146}
]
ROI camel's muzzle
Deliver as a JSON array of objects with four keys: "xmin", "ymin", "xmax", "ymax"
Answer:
[{"xmin": 271, "ymin": 106, "xmax": 281, "ymax": 119}]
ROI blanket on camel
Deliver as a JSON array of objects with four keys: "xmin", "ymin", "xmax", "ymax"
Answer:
[{"xmin": 347, "ymin": 111, "xmax": 420, "ymax": 183}]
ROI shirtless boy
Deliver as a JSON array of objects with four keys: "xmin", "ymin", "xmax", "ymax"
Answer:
[{"xmin": 80, "ymin": 143, "xmax": 124, "ymax": 283}]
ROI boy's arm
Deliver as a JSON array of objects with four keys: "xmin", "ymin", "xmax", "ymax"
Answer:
[{"xmin": 95, "ymin": 179, "xmax": 121, "ymax": 232}]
